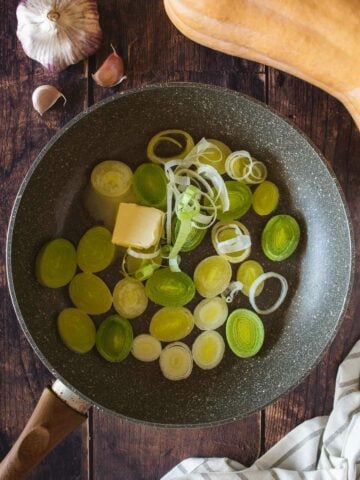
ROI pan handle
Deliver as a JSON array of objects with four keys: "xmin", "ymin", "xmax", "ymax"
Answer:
[{"xmin": 0, "ymin": 381, "xmax": 90, "ymax": 480}]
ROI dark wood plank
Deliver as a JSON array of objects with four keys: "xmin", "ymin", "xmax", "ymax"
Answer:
[
  {"xmin": 263, "ymin": 69, "xmax": 360, "ymax": 450},
  {"xmin": 0, "ymin": 1, "xmax": 90, "ymax": 478},
  {"xmin": 90, "ymin": 1, "xmax": 263, "ymax": 478}
]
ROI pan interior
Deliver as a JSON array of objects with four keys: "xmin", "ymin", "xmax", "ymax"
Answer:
[{"xmin": 8, "ymin": 85, "xmax": 352, "ymax": 426}]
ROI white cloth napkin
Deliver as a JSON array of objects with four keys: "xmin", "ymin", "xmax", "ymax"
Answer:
[{"xmin": 162, "ymin": 340, "xmax": 360, "ymax": 480}]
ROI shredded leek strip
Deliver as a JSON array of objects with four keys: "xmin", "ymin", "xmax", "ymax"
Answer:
[
  {"xmin": 198, "ymin": 139, "xmax": 231, "ymax": 174},
  {"xmin": 194, "ymin": 297, "xmax": 228, "ymax": 331},
  {"xmin": 194, "ymin": 255, "xmax": 232, "ymax": 298},
  {"xmin": 131, "ymin": 334, "xmax": 162, "ymax": 362},
  {"xmin": 246, "ymin": 160, "xmax": 267, "ymax": 184},
  {"xmin": 198, "ymin": 163, "xmax": 230, "ymax": 212},
  {"xmin": 184, "ymin": 137, "xmax": 214, "ymax": 163},
  {"xmin": 150, "ymin": 307, "xmax": 194, "ymax": 342},
  {"xmin": 226, "ymin": 309, "xmax": 264, "ymax": 358},
  {"xmin": 225, "ymin": 151, "xmax": 267, "ymax": 184},
  {"xmin": 113, "ymin": 278, "xmax": 148, "ymax": 319},
  {"xmin": 221, "ymin": 281, "xmax": 244, "ymax": 303},
  {"xmin": 252, "ymin": 181, "xmax": 279, "ymax": 216},
  {"xmin": 147, "ymin": 129, "xmax": 195, "ymax": 164},
  {"xmin": 212, "ymin": 221, "xmax": 251, "ymax": 263},
  {"xmin": 236, "ymin": 260, "xmax": 264, "ymax": 297},
  {"xmin": 169, "ymin": 186, "xmax": 201, "ymax": 271},
  {"xmin": 262, "ymin": 215, "xmax": 300, "ymax": 261},
  {"xmin": 249, "ymin": 272, "xmax": 288, "ymax": 315},
  {"xmin": 192, "ymin": 331, "xmax": 225, "ymax": 370},
  {"xmin": 173, "ymin": 168, "xmax": 215, "ymax": 197},
  {"xmin": 173, "ymin": 218, "xmax": 206, "ymax": 252},
  {"xmin": 159, "ymin": 342, "xmax": 193, "ymax": 380},
  {"xmin": 166, "ymin": 183, "xmax": 174, "ymax": 244},
  {"xmin": 122, "ymin": 248, "xmax": 161, "ymax": 281},
  {"xmin": 127, "ymin": 247, "xmax": 160, "ymax": 260},
  {"xmin": 225, "ymin": 150, "xmax": 253, "ymax": 181}
]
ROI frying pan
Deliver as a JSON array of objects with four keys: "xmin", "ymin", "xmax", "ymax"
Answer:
[{"xmin": 3, "ymin": 83, "xmax": 354, "ymax": 478}]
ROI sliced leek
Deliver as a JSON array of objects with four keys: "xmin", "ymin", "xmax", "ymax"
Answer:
[
  {"xmin": 77, "ymin": 226, "xmax": 116, "ymax": 273},
  {"xmin": 198, "ymin": 139, "xmax": 231, "ymax": 174},
  {"xmin": 35, "ymin": 238, "xmax": 77, "ymax": 288},
  {"xmin": 216, "ymin": 181, "xmax": 252, "ymax": 222},
  {"xmin": 212, "ymin": 221, "xmax": 251, "ymax": 263},
  {"xmin": 57, "ymin": 308, "xmax": 96, "ymax": 354},
  {"xmin": 225, "ymin": 151, "xmax": 267, "ymax": 184},
  {"xmin": 145, "ymin": 267, "xmax": 195, "ymax": 307},
  {"xmin": 192, "ymin": 331, "xmax": 225, "ymax": 370},
  {"xmin": 159, "ymin": 342, "xmax": 193, "ymax": 380},
  {"xmin": 225, "ymin": 150, "xmax": 253, "ymax": 181},
  {"xmin": 69, "ymin": 273, "xmax": 112, "ymax": 315},
  {"xmin": 147, "ymin": 129, "xmax": 194, "ymax": 164},
  {"xmin": 252, "ymin": 181, "xmax": 279, "ymax": 216},
  {"xmin": 194, "ymin": 255, "xmax": 232, "ymax": 298},
  {"xmin": 113, "ymin": 278, "xmax": 148, "ymax": 319},
  {"xmin": 132, "ymin": 334, "xmax": 162, "ymax": 362},
  {"xmin": 132, "ymin": 163, "xmax": 167, "ymax": 209},
  {"xmin": 194, "ymin": 297, "xmax": 228, "ymax": 330},
  {"xmin": 85, "ymin": 160, "xmax": 133, "ymax": 229},
  {"xmin": 226, "ymin": 309, "xmax": 264, "ymax": 358},
  {"xmin": 122, "ymin": 247, "xmax": 162, "ymax": 281},
  {"xmin": 150, "ymin": 307, "xmax": 194, "ymax": 342},
  {"xmin": 249, "ymin": 272, "xmax": 288, "ymax": 315},
  {"xmin": 173, "ymin": 218, "xmax": 206, "ymax": 252},
  {"xmin": 262, "ymin": 215, "xmax": 300, "ymax": 261},
  {"xmin": 96, "ymin": 315, "xmax": 133, "ymax": 362},
  {"xmin": 236, "ymin": 260, "xmax": 264, "ymax": 297}
]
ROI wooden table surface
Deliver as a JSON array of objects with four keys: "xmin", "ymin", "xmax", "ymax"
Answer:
[{"xmin": 1, "ymin": 1, "xmax": 359, "ymax": 479}]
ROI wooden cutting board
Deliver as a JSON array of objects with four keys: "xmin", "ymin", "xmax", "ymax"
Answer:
[{"xmin": 164, "ymin": 0, "xmax": 360, "ymax": 130}]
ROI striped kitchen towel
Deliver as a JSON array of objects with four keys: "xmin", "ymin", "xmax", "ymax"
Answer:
[{"xmin": 162, "ymin": 339, "xmax": 360, "ymax": 480}]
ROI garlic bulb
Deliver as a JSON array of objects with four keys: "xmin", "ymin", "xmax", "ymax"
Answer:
[
  {"xmin": 16, "ymin": 0, "xmax": 102, "ymax": 72},
  {"xmin": 32, "ymin": 85, "xmax": 66, "ymax": 115}
]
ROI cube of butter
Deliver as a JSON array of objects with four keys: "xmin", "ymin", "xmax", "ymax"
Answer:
[{"xmin": 112, "ymin": 203, "xmax": 165, "ymax": 249}]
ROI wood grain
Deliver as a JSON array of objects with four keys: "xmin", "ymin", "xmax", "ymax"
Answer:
[
  {"xmin": 0, "ymin": 1, "xmax": 89, "ymax": 479},
  {"xmin": 1, "ymin": 0, "xmax": 359, "ymax": 479}
]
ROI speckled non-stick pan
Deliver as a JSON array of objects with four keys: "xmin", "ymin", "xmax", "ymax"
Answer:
[{"xmin": 4, "ymin": 83, "xmax": 353, "ymax": 474}]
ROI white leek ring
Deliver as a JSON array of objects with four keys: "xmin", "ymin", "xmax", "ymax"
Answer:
[
  {"xmin": 132, "ymin": 334, "xmax": 162, "ymax": 362},
  {"xmin": 127, "ymin": 247, "xmax": 160, "ymax": 260},
  {"xmin": 221, "ymin": 281, "xmax": 244, "ymax": 303},
  {"xmin": 249, "ymin": 272, "xmax": 288, "ymax": 314},
  {"xmin": 159, "ymin": 342, "xmax": 193, "ymax": 380},
  {"xmin": 194, "ymin": 297, "xmax": 228, "ymax": 330}
]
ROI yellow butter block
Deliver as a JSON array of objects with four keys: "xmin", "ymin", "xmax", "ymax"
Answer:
[{"xmin": 112, "ymin": 203, "xmax": 164, "ymax": 249}]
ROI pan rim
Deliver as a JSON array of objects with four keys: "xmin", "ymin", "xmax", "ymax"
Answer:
[{"xmin": 5, "ymin": 82, "xmax": 355, "ymax": 428}]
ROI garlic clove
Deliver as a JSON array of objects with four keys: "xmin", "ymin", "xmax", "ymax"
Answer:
[
  {"xmin": 92, "ymin": 45, "xmax": 127, "ymax": 88},
  {"xmin": 16, "ymin": 0, "xmax": 102, "ymax": 72},
  {"xmin": 32, "ymin": 85, "xmax": 66, "ymax": 116}
]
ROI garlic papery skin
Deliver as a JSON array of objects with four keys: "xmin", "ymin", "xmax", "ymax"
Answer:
[
  {"xmin": 16, "ymin": 0, "xmax": 102, "ymax": 72},
  {"xmin": 32, "ymin": 85, "xmax": 66, "ymax": 116},
  {"xmin": 92, "ymin": 45, "xmax": 127, "ymax": 88}
]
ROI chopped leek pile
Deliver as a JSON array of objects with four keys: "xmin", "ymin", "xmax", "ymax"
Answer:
[{"xmin": 35, "ymin": 129, "xmax": 302, "ymax": 380}]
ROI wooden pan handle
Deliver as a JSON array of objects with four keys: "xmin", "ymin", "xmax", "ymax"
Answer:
[{"xmin": 0, "ymin": 383, "xmax": 89, "ymax": 480}]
